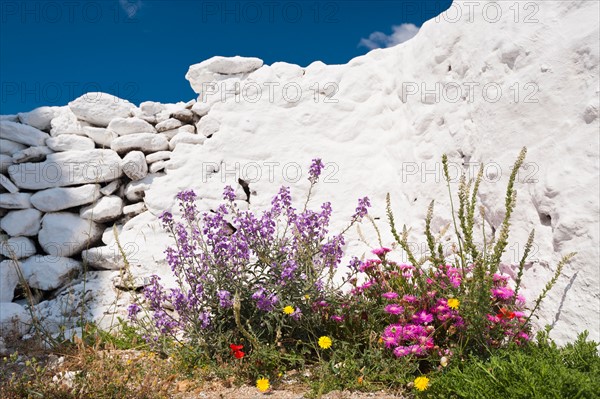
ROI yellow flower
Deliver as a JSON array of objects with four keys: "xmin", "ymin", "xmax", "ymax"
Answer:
[
  {"xmin": 414, "ymin": 376, "xmax": 430, "ymax": 391},
  {"xmin": 318, "ymin": 336, "xmax": 332, "ymax": 349},
  {"xmin": 283, "ymin": 306, "xmax": 294, "ymax": 315},
  {"xmin": 256, "ymin": 377, "xmax": 270, "ymax": 392},
  {"xmin": 448, "ymin": 298, "xmax": 460, "ymax": 310}
]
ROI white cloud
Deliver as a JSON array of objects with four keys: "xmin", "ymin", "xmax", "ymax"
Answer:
[
  {"xmin": 119, "ymin": 0, "xmax": 143, "ymax": 18},
  {"xmin": 359, "ymin": 23, "xmax": 420, "ymax": 50}
]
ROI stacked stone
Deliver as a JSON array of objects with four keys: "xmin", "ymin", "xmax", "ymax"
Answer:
[{"xmin": 0, "ymin": 92, "xmax": 212, "ymax": 338}]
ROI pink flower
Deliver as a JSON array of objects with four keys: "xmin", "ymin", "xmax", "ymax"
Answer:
[
  {"xmin": 331, "ymin": 315, "xmax": 345, "ymax": 323},
  {"xmin": 403, "ymin": 295, "xmax": 418, "ymax": 303},
  {"xmin": 412, "ymin": 310, "xmax": 434, "ymax": 324},
  {"xmin": 393, "ymin": 346, "xmax": 410, "ymax": 357},
  {"xmin": 491, "ymin": 286, "xmax": 515, "ymax": 300},
  {"xmin": 385, "ymin": 304, "xmax": 404, "ymax": 315},
  {"xmin": 371, "ymin": 247, "xmax": 391, "ymax": 256},
  {"xmin": 382, "ymin": 292, "xmax": 399, "ymax": 300}
]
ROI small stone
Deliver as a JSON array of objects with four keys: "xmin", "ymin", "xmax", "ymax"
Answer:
[
  {"xmin": 0, "ymin": 139, "xmax": 27, "ymax": 155},
  {"xmin": 46, "ymin": 135, "xmax": 95, "ymax": 152},
  {"xmin": 155, "ymin": 118, "xmax": 183, "ymax": 133},
  {"xmin": 69, "ymin": 92, "xmax": 135, "ymax": 126},
  {"xmin": 0, "ymin": 209, "xmax": 42, "ymax": 236},
  {"xmin": 0, "ymin": 175, "xmax": 18, "ymax": 193},
  {"xmin": 0, "ymin": 302, "xmax": 31, "ymax": 337},
  {"xmin": 80, "ymin": 196, "xmax": 123, "ymax": 222},
  {"xmin": 30, "ymin": 184, "xmax": 101, "ymax": 212},
  {"xmin": 171, "ymin": 109, "xmax": 195, "ymax": 124},
  {"xmin": 107, "ymin": 117, "xmax": 156, "ymax": 135},
  {"xmin": 169, "ymin": 132, "xmax": 206, "ymax": 150},
  {"xmin": 111, "ymin": 133, "xmax": 169, "ymax": 154},
  {"xmin": 12, "ymin": 146, "xmax": 53, "ymax": 164},
  {"xmin": 191, "ymin": 102, "xmax": 210, "ymax": 117},
  {"xmin": 0, "ymin": 237, "xmax": 37, "ymax": 259},
  {"xmin": 0, "ymin": 120, "xmax": 50, "ymax": 146},
  {"xmin": 83, "ymin": 126, "xmax": 118, "ymax": 147},
  {"xmin": 38, "ymin": 213, "xmax": 104, "ymax": 257},
  {"xmin": 0, "ymin": 193, "xmax": 31, "ymax": 209},
  {"xmin": 0, "ymin": 260, "xmax": 19, "ymax": 302},
  {"xmin": 121, "ymin": 151, "xmax": 148, "ymax": 181},
  {"xmin": 18, "ymin": 106, "xmax": 61, "ymax": 131},
  {"xmin": 145, "ymin": 151, "xmax": 171, "ymax": 164},
  {"xmin": 21, "ymin": 256, "xmax": 81, "ymax": 291},
  {"xmin": 99, "ymin": 180, "xmax": 120, "ymax": 196},
  {"xmin": 149, "ymin": 161, "xmax": 166, "ymax": 173},
  {"xmin": 122, "ymin": 202, "xmax": 146, "ymax": 216}
]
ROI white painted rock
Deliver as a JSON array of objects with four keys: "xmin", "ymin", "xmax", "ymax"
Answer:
[
  {"xmin": 171, "ymin": 109, "xmax": 195, "ymax": 124},
  {"xmin": 30, "ymin": 184, "xmax": 101, "ymax": 212},
  {"xmin": 0, "ymin": 174, "xmax": 19, "ymax": 193},
  {"xmin": 0, "ymin": 139, "xmax": 27, "ymax": 155},
  {"xmin": 21, "ymin": 255, "xmax": 81, "ymax": 291},
  {"xmin": 107, "ymin": 117, "xmax": 156, "ymax": 135},
  {"xmin": 111, "ymin": 133, "xmax": 168, "ymax": 154},
  {"xmin": 0, "ymin": 193, "xmax": 31, "ymax": 209},
  {"xmin": 0, "ymin": 154, "xmax": 12, "ymax": 174},
  {"xmin": 145, "ymin": 151, "xmax": 171, "ymax": 164},
  {"xmin": 0, "ymin": 237, "xmax": 36, "ymax": 259},
  {"xmin": 121, "ymin": 151, "xmax": 148, "ymax": 181},
  {"xmin": 139, "ymin": 101, "xmax": 166, "ymax": 116},
  {"xmin": 155, "ymin": 118, "xmax": 183, "ymax": 132},
  {"xmin": 191, "ymin": 102, "xmax": 210, "ymax": 117},
  {"xmin": 149, "ymin": 161, "xmax": 166, "ymax": 174},
  {"xmin": 12, "ymin": 146, "xmax": 53, "ymax": 164},
  {"xmin": 0, "ymin": 209, "xmax": 42, "ymax": 236},
  {"xmin": 46, "ymin": 135, "xmax": 95, "ymax": 152},
  {"xmin": 80, "ymin": 196, "xmax": 123, "ymax": 222},
  {"xmin": 49, "ymin": 108, "xmax": 90, "ymax": 136},
  {"xmin": 0, "ymin": 115, "xmax": 18, "ymax": 122},
  {"xmin": 0, "ymin": 121, "xmax": 50, "ymax": 146},
  {"xmin": 68, "ymin": 93, "xmax": 135, "ymax": 126},
  {"xmin": 159, "ymin": 125, "xmax": 195, "ymax": 140},
  {"xmin": 18, "ymin": 106, "xmax": 61, "ymax": 131},
  {"xmin": 124, "ymin": 173, "xmax": 163, "ymax": 202},
  {"xmin": 101, "ymin": 224, "xmax": 122, "ymax": 245},
  {"xmin": 0, "ymin": 302, "xmax": 31, "ymax": 337},
  {"xmin": 99, "ymin": 180, "xmax": 120, "ymax": 196},
  {"xmin": 195, "ymin": 115, "xmax": 220, "ymax": 137},
  {"xmin": 169, "ymin": 132, "xmax": 206, "ymax": 150},
  {"xmin": 38, "ymin": 213, "xmax": 104, "ymax": 257},
  {"xmin": 83, "ymin": 126, "xmax": 118, "ymax": 148},
  {"xmin": 186, "ymin": 56, "xmax": 263, "ymax": 93},
  {"xmin": 0, "ymin": 260, "xmax": 19, "ymax": 302},
  {"xmin": 9, "ymin": 149, "xmax": 122, "ymax": 190},
  {"xmin": 122, "ymin": 202, "xmax": 146, "ymax": 216},
  {"xmin": 81, "ymin": 246, "xmax": 126, "ymax": 270}
]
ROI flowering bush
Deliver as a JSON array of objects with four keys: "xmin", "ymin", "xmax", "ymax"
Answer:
[
  {"xmin": 128, "ymin": 159, "xmax": 371, "ymax": 359},
  {"xmin": 127, "ymin": 149, "xmax": 575, "ymax": 394}
]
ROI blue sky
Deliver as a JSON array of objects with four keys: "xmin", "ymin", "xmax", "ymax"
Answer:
[{"xmin": 0, "ymin": 0, "xmax": 451, "ymax": 114}]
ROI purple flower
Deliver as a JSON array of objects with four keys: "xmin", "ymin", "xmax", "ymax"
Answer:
[
  {"xmin": 308, "ymin": 158, "xmax": 324, "ymax": 183},
  {"xmin": 223, "ymin": 185, "xmax": 236, "ymax": 202},
  {"xmin": 352, "ymin": 196, "xmax": 371, "ymax": 220},
  {"xmin": 382, "ymin": 292, "xmax": 399, "ymax": 300},
  {"xmin": 217, "ymin": 290, "xmax": 233, "ymax": 308},
  {"xmin": 127, "ymin": 303, "xmax": 141, "ymax": 320},
  {"xmin": 384, "ymin": 304, "xmax": 404, "ymax": 315},
  {"xmin": 403, "ymin": 295, "xmax": 418, "ymax": 303},
  {"xmin": 393, "ymin": 346, "xmax": 411, "ymax": 357},
  {"xmin": 412, "ymin": 310, "xmax": 434, "ymax": 324},
  {"xmin": 331, "ymin": 315, "xmax": 345, "ymax": 323}
]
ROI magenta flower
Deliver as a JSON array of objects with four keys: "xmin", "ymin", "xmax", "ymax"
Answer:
[
  {"xmin": 393, "ymin": 346, "xmax": 410, "ymax": 357},
  {"xmin": 384, "ymin": 304, "xmax": 404, "ymax": 315},
  {"xmin": 412, "ymin": 310, "xmax": 434, "ymax": 324},
  {"xmin": 382, "ymin": 292, "xmax": 399, "ymax": 300},
  {"xmin": 403, "ymin": 295, "xmax": 418, "ymax": 303},
  {"xmin": 371, "ymin": 247, "xmax": 391, "ymax": 256},
  {"xmin": 491, "ymin": 286, "xmax": 515, "ymax": 300},
  {"xmin": 330, "ymin": 315, "xmax": 345, "ymax": 323}
]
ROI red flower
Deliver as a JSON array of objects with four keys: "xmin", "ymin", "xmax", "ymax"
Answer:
[
  {"xmin": 229, "ymin": 344, "xmax": 243, "ymax": 351},
  {"xmin": 496, "ymin": 308, "xmax": 516, "ymax": 320},
  {"xmin": 229, "ymin": 344, "xmax": 245, "ymax": 359}
]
